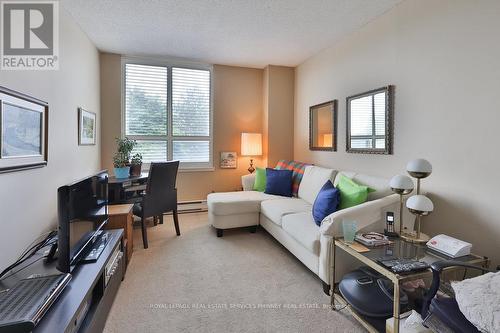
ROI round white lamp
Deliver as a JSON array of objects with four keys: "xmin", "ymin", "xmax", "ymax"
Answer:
[
  {"xmin": 404, "ymin": 195, "xmax": 434, "ymax": 243},
  {"xmin": 389, "ymin": 175, "xmax": 414, "ymax": 235},
  {"xmin": 406, "ymin": 159, "xmax": 432, "ymax": 194}
]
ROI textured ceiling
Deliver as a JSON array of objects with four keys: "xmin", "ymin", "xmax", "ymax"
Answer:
[{"xmin": 61, "ymin": 0, "xmax": 403, "ymax": 68}]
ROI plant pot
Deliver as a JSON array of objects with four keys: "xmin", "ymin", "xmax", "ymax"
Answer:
[
  {"xmin": 129, "ymin": 163, "xmax": 142, "ymax": 177},
  {"xmin": 114, "ymin": 166, "xmax": 130, "ymax": 179}
]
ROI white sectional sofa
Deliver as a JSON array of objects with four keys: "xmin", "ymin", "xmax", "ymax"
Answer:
[{"xmin": 207, "ymin": 165, "xmax": 408, "ymax": 292}]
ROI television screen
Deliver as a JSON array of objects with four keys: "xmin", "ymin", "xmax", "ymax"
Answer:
[{"xmin": 57, "ymin": 171, "xmax": 108, "ymax": 272}]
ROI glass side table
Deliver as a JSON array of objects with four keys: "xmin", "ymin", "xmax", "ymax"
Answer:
[{"xmin": 330, "ymin": 237, "xmax": 489, "ymax": 333}]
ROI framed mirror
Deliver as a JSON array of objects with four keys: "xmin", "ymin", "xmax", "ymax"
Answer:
[
  {"xmin": 309, "ymin": 100, "xmax": 337, "ymax": 151},
  {"xmin": 346, "ymin": 85, "xmax": 394, "ymax": 154}
]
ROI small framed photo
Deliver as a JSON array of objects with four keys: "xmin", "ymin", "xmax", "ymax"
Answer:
[
  {"xmin": 0, "ymin": 86, "xmax": 48, "ymax": 173},
  {"xmin": 78, "ymin": 108, "xmax": 96, "ymax": 145},
  {"xmin": 220, "ymin": 152, "xmax": 237, "ymax": 169}
]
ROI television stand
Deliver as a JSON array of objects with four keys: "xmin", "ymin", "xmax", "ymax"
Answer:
[
  {"xmin": 0, "ymin": 229, "xmax": 125, "ymax": 333},
  {"xmin": 81, "ymin": 231, "xmax": 110, "ymax": 263}
]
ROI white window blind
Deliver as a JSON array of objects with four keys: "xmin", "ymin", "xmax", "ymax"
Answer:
[
  {"xmin": 124, "ymin": 61, "xmax": 212, "ymax": 169},
  {"xmin": 125, "ymin": 64, "xmax": 167, "ymax": 136},
  {"xmin": 172, "ymin": 67, "xmax": 210, "ymax": 136}
]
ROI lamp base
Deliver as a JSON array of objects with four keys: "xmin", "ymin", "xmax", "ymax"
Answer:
[
  {"xmin": 400, "ymin": 232, "xmax": 430, "ymax": 244},
  {"xmin": 247, "ymin": 158, "xmax": 255, "ymax": 174}
]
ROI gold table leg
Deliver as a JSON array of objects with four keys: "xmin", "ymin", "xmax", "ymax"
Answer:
[
  {"xmin": 331, "ymin": 238, "xmax": 336, "ymax": 310},
  {"xmin": 393, "ymin": 280, "xmax": 400, "ymax": 333}
]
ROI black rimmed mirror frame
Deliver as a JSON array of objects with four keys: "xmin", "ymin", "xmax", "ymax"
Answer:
[
  {"xmin": 346, "ymin": 85, "xmax": 394, "ymax": 155},
  {"xmin": 309, "ymin": 100, "xmax": 338, "ymax": 151}
]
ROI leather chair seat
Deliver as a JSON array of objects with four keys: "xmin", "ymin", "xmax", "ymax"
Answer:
[
  {"xmin": 430, "ymin": 297, "xmax": 480, "ymax": 333},
  {"xmin": 132, "ymin": 202, "xmax": 142, "ymax": 217}
]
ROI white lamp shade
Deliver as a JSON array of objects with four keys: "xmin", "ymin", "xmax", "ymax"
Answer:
[
  {"xmin": 241, "ymin": 133, "xmax": 262, "ymax": 156},
  {"xmin": 406, "ymin": 195, "xmax": 434, "ymax": 213},
  {"xmin": 323, "ymin": 134, "xmax": 333, "ymax": 147},
  {"xmin": 389, "ymin": 175, "xmax": 414, "ymax": 191},
  {"xmin": 407, "ymin": 159, "xmax": 432, "ymax": 174}
]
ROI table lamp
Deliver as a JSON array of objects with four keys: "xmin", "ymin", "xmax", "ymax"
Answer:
[
  {"xmin": 404, "ymin": 194, "xmax": 434, "ymax": 243},
  {"xmin": 241, "ymin": 133, "xmax": 262, "ymax": 173},
  {"xmin": 406, "ymin": 158, "xmax": 432, "ymax": 194},
  {"xmin": 389, "ymin": 175, "xmax": 414, "ymax": 235},
  {"xmin": 322, "ymin": 134, "xmax": 333, "ymax": 147}
]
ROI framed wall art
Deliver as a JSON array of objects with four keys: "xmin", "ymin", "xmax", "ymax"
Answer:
[
  {"xmin": 0, "ymin": 86, "xmax": 48, "ymax": 173},
  {"xmin": 220, "ymin": 151, "xmax": 237, "ymax": 169},
  {"xmin": 78, "ymin": 107, "xmax": 96, "ymax": 145}
]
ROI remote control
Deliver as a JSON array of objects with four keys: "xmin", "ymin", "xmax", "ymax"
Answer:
[{"xmin": 377, "ymin": 258, "xmax": 430, "ymax": 273}]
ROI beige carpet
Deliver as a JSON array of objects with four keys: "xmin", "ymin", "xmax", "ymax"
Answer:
[{"xmin": 104, "ymin": 212, "xmax": 363, "ymax": 333}]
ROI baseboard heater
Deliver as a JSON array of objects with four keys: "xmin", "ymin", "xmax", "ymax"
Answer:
[{"xmin": 166, "ymin": 200, "xmax": 208, "ymax": 214}]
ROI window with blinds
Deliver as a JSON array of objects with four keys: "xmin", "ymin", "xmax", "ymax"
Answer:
[{"xmin": 124, "ymin": 62, "xmax": 212, "ymax": 169}]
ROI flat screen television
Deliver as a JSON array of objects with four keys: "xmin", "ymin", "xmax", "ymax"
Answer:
[{"xmin": 57, "ymin": 171, "xmax": 108, "ymax": 273}]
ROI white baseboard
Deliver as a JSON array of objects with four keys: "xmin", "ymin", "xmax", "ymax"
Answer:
[{"xmin": 166, "ymin": 200, "xmax": 208, "ymax": 214}]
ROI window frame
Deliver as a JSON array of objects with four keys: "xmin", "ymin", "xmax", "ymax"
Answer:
[{"xmin": 121, "ymin": 56, "xmax": 214, "ymax": 172}]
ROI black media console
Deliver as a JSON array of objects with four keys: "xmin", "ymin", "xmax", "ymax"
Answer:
[{"xmin": 0, "ymin": 229, "xmax": 124, "ymax": 333}]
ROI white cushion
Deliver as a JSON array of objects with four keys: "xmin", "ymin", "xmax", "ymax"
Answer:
[
  {"xmin": 452, "ymin": 271, "xmax": 500, "ymax": 333},
  {"xmin": 207, "ymin": 191, "xmax": 281, "ymax": 216},
  {"xmin": 281, "ymin": 212, "xmax": 320, "ymax": 255},
  {"xmin": 298, "ymin": 166, "xmax": 337, "ymax": 205},
  {"xmin": 241, "ymin": 174, "xmax": 256, "ymax": 191},
  {"xmin": 335, "ymin": 171, "xmax": 391, "ymax": 201},
  {"xmin": 260, "ymin": 198, "xmax": 312, "ymax": 226}
]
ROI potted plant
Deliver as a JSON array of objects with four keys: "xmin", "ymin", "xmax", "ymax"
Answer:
[
  {"xmin": 130, "ymin": 153, "xmax": 143, "ymax": 177},
  {"xmin": 116, "ymin": 137, "xmax": 136, "ymax": 159},
  {"xmin": 113, "ymin": 152, "xmax": 130, "ymax": 178},
  {"xmin": 113, "ymin": 137, "xmax": 137, "ymax": 178}
]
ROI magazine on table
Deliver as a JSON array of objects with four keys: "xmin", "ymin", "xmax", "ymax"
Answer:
[{"xmin": 355, "ymin": 232, "xmax": 392, "ymax": 246}]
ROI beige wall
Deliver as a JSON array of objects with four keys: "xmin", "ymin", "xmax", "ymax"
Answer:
[
  {"xmin": 294, "ymin": 0, "xmax": 500, "ymax": 266},
  {"xmin": 100, "ymin": 58, "xmax": 264, "ymax": 200},
  {"xmin": 181, "ymin": 64, "xmax": 264, "ymax": 199},
  {"xmin": 100, "ymin": 53, "xmax": 122, "ymax": 171},
  {"xmin": 0, "ymin": 10, "xmax": 101, "ymax": 269},
  {"xmin": 262, "ymin": 67, "xmax": 269, "ymax": 167},
  {"xmin": 263, "ymin": 65, "xmax": 294, "ymax": 167}
]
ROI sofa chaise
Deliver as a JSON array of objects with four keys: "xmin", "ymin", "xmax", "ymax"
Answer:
[{"xmin": 207, "ymin": 164, "xmax": 410, "ymax": 292}]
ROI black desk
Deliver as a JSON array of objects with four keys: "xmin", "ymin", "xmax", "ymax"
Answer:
[
  {"xmin": 108, "ymin": 172, "xmax": 148, "ymax": 204},
  {"xmin": 0, "ymin": 230, "xmax": 124, "ymax": 333}
]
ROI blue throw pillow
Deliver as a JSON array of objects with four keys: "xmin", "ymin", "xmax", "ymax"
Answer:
[
  {"xmin": 312, "ymin": 180, "xmax": 340, "ymax": 226},
  {"xmin": 265, "ymin": 168, "xmax": 293, "ymax": 197}
]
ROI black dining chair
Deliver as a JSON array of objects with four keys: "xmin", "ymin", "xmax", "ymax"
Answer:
[{"xmin": 133, "ymin": 161, "xmax": 180, "ymax": 248}]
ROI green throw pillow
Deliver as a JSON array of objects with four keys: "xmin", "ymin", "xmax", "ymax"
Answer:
[
  {"xmin": 336, "ymin": 174, "xmax": 375, "ymax": 209},
  {"xmin": 253, "ymin": 167, "xmax": 266, "ymax": 192}
]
